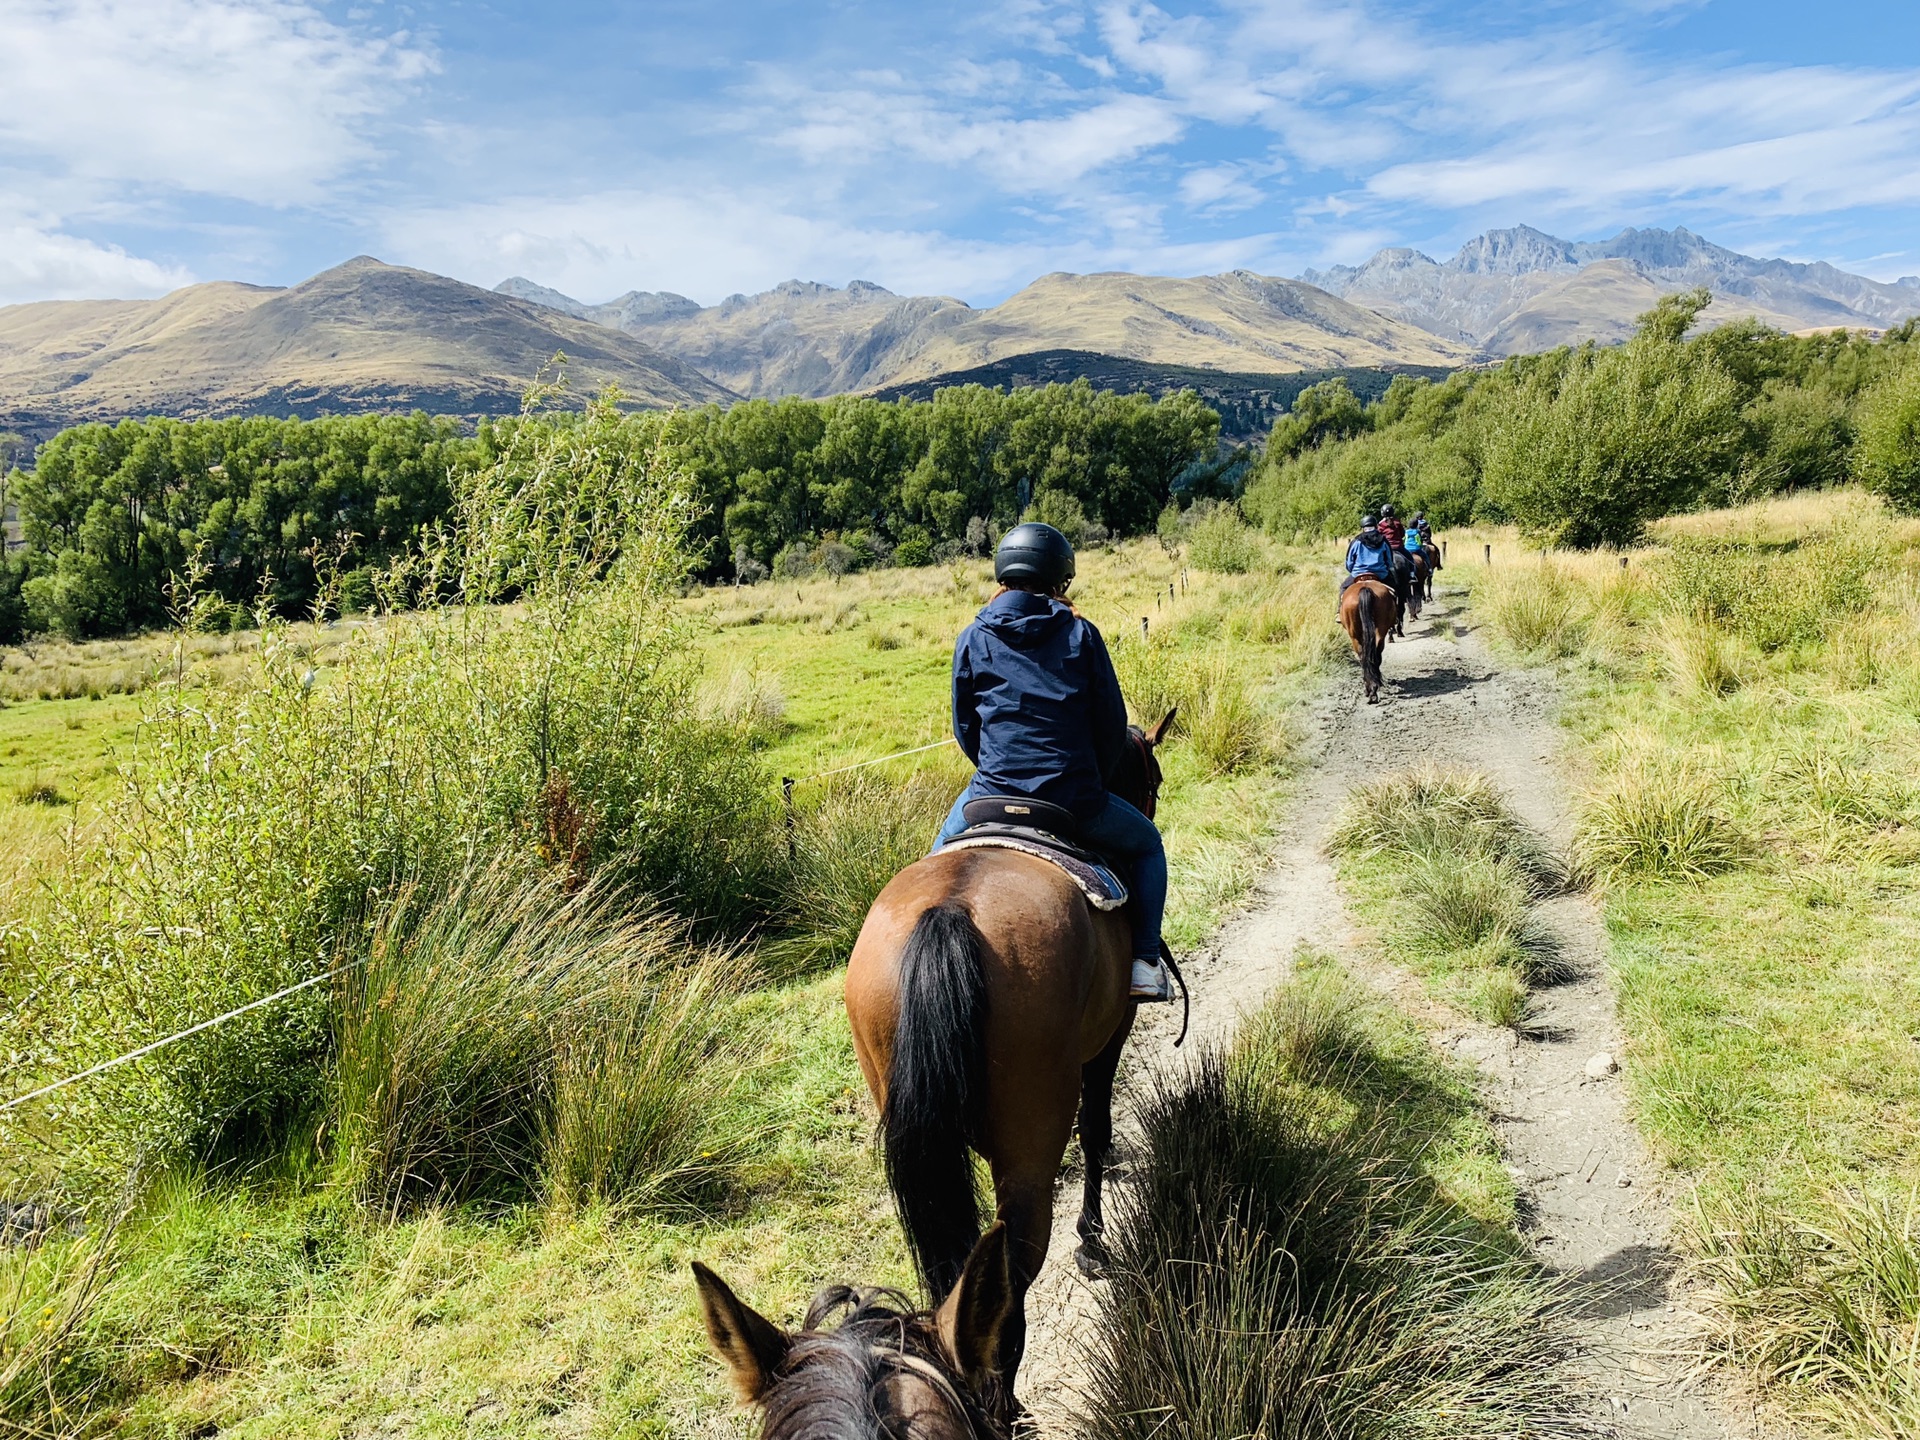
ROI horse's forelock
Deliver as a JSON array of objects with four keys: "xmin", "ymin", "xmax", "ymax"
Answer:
[{"xmin": 761, "ymin": 1291, "xmax": 994, "ymax": 1440}]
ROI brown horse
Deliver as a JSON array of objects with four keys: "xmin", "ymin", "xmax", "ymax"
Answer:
[
  {"xmin": 841, "ymin": 711, "xmax": 1175, "ymax": 1411},
  {"xmin": 694, "ymin": 1224, "xmax": 1016, "ymax": 1439},
  {"xmin": 1341, "ymin": 577, "xmax": 1396, "ymax": 702}
]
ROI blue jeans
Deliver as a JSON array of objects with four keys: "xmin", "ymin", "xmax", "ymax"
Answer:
[{"xmin": 934, "ymin": 786, "xmax": 1167, "ymax": 961}]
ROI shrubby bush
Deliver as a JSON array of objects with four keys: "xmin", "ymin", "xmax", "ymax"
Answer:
[
  {"xmin": 1, "ymin": 389, "xmax": 777, "ymax": 1194},
  {"xmin": 1183, "ymin": 502, "xmax": 1262, "ymax": 574},
  {"xmin": 1854, "ymin": 354, "xmax": 1920, "ymax": 512}
]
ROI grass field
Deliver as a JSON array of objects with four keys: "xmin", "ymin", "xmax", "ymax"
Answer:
[
  {"xmin": 0, "ymin": 532, "xmax": 1346, "ymax": 1437},
  {"xmin": 1459, "ymin": 492, "xmax": 1920, "ymax": 1436}
]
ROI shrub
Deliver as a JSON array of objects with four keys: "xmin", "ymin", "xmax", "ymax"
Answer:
[
  {"xmin": 1854, "ymin": 357, "xmax": 1920, "ymax": 512},
  {"xmin": 1185, "ymin": 503, "xmax": 1261, "ymax": 574},
  {"xmin": 1481, "ymin": 303, "xmax": 1744, "ymax": 547},
  {"xmin": 0, "ymin": 390, "xmax": 779, "ymax": 1193},
  {"xmin": 1655, "ymin": 534, "xmax": 1874, "ymax": 652},
  {"xmin": 893, "ymin": 529, "xmax": 934, "ymax": 567}
]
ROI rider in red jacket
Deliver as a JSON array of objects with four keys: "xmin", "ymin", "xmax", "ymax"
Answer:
[{"xmin": 1377, "ymin": 503, "xmax": 1407, "ymax": 551}]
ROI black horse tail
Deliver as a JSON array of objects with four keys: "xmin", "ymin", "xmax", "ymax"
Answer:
[
  {"xmin": 1358, "ymin": 587, "xmax": 1383, "ymax": 690},
  {"xmin": 881, "ymin": 902, "xmax": 988, "ymax": 1302}
]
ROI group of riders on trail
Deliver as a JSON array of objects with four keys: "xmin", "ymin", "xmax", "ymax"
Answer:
[
  {"xmin": 1340, "ymin": 501, "xmax": 1441, "ymax": 618},
  {"xmin": 693, "ymin": 511, "xmax": 1444, "ymax": 1435}
]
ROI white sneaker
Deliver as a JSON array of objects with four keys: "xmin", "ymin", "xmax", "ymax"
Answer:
[{"xmin": 1129, "ymin": 958, "xmax": 1173, "ymax": 1002}]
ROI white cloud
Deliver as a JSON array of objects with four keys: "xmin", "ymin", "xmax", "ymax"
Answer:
[
  {"xmin": 0, "ymin": 0, "xmax": 433, "ymax": 203},
  {"xmin": 0, "ymin": 222, "xmax": 193, "ymax": 305}
]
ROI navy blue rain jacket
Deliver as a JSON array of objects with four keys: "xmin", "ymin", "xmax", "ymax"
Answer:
[
  {"xmin": 951, "ymin": 590, "xmax": 1130, "ymax": 820},
  {"xmin": 1345, "ymin": 530, "xmax": 1396, "ymax": 580}
]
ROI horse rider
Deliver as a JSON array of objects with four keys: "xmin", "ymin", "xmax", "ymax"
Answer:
[
  {"xmin": 932, "ymin": 522, "xmax": 1174, "ymax": 1002},
  {"xmin": 1415, "ymin": 512, "xmax": 1441, "ymax": 570},
  {"xmin": 1341, "ymin": 514, "xmax": 1398, "ymax": 602},
  {"xmin": 1376, "ymin": 502, "xmax": 1414, "ymax": 612}
]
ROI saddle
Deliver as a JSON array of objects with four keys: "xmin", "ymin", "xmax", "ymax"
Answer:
[{"xmin": 938, "ymin": 795, "xmax": 1129, "ymax": 911}]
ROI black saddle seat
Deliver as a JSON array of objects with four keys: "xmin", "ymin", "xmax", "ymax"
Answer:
[{"xmin": 957, "ymin": 795, "xmax": 1116, "ymax": 870}]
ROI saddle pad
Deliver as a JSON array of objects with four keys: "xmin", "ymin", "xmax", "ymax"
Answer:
[{"xmin": 939, "ymin": 835, "xmax": 1129, "ymax": 911}]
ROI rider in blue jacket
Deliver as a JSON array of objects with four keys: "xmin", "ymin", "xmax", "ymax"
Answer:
[
  {"xmin": 933, "ymin": 522, "xmax": 1172, "ymax": 1001},
  {"xmin": 1342, "ymin": 514, "xmax": 1397, "ymax": 596}
]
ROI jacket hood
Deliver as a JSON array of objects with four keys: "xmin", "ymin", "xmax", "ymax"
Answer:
[{"xmin": 977, "ymin": 589, "xmax": 1074, "ymax": 647}]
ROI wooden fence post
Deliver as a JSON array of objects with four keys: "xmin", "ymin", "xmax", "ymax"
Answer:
[
  {"xmin": 1141, "ymin": 616, "xmax": 1149, "ymax": 641},
  {"xmin": 1484, "ymin": 543, "xmax": 1491, "ymax": 566},
  {"xmin": 782, "ymin": 777, "xmax": 796, "ymax": 859}
]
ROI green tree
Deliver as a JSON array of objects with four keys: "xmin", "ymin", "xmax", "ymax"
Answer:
[
  {"xmin": 1481, "ymin": 331, "xmax": 1742, "ymax": 547},
  {"xmin": 1853, "ymin": 355, "xmax": 1920, "ymax": 511}
]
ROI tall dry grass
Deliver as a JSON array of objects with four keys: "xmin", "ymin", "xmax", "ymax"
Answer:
[
  {"xmin": 1081, "ymin": 967, "xmax": 1572, "ymax": 1439},
  {"xmin": 334, "ymin": 860, "xmax": 756, "ymax": 1215}
]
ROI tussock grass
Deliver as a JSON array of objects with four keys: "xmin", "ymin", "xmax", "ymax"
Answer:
[
  {"xmin": 334, "ymin": 860, "xmax": 754, "ymax": 1215},
  {"xmin": 1330, "ymin": 763, "xmax": 1563, "ymax": 896},
  {"xmin": 1475, "ymin": 561, "xmax": 1591, "ymax": 658},
  {"xmin": 1330, "ymin": 766, "xmax": 1564, "ymax": 1026},
  {"xmin": 1082, "ymin": 963, "xmax": 1572, "ymax": 1439},
  {"xmin": 0, "ymin": 1215, "xmax": 123, "ymax": 1432},
  {"xmin": 762, "ymin": 773, "xmax": 952, "ymax": 976},
  {"xmin": 1689, "ymin": 1187, "xmax": 1920, "ymax": 1438},
  {"xmin": 1573, "ymin": 764, "xmax": 1745, "ymax": 885}
]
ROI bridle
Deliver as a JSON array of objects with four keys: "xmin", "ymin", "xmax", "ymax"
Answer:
[{"xmin": 876, "ymin": 1349, "xmax": 1000, "ymax": 1439}]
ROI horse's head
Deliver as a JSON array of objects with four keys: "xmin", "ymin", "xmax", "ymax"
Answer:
[
  {"xmin": 1113, "ymin": 707, "xmax": 1177, "ymax": 819},
  {"xmin": 694, "ymin": 1223, "xmax": 1015, "ymax": 1440}
]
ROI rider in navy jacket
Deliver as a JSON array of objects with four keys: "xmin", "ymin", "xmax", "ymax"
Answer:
[
  {"xmin": 950, "ymin": 589, "xmax": 1129, "ymax": 821},
  {"xmin": 934, "ymin": 521, "xmax": 1172, "ymax": 1002}
]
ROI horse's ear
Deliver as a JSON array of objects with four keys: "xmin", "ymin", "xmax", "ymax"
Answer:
[
  {"xmin": 936, "ymin": 1221, "xmax": 1014, "ymax": 1386},
  {"xmin": 692, "ymin": 1261, "xmax": 791, "ymax": 1403},
  {"xmin": 1146, "ymin": 707, "xmax": 1178, "ymax": 747}
]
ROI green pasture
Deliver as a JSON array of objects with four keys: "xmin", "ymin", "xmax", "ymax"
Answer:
[{"xmin": 1467, "ymin": 492, "xmax": 1920, "ymax": 1435}]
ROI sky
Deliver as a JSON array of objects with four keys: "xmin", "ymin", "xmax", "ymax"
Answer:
[{"xmin": 3, "ymin": 0, "xmax": 1919, "ymax": 308}]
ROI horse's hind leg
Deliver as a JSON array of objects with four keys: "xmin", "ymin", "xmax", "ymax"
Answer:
[{"xmin": 1074, "ymin": 1020, "xmax": 1131, "ymax": 1277}]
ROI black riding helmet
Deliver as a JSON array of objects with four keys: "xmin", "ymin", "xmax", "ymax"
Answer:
[
  {"xmin": 1361, "ymin": 513, "xmax": 1379, "ymax": 529},
  {"xmin": 994, "ymin": 521, "xmax": 1076, "ymax": 591},
  {"xmin": 1379, "ymin": 502, "xmax": 1397, "ymax": 518}
]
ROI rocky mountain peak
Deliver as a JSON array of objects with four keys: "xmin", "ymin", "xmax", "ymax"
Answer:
[{"xmin": 1447, "ymin": 226, "xmax": 1576, "ymax": 276}]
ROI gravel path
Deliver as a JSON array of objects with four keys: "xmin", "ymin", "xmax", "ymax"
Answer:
[{"xmin": 1018, "ymin": 584, "xmax": 1748, "ymax": 1439}]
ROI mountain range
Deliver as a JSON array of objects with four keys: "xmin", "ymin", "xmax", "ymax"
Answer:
[
  {"xmin": 1, "ymin": 226, "xmax": 1914, "ymax": 439},
  {"xmin": 1300, "ymin": 225, "xmax": 1920, "ymax": 352}
]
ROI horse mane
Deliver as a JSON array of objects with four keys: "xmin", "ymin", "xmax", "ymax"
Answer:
[{"xmin": 760, "ymin": 1287, "xmax": 1004, "ymax": 1439}]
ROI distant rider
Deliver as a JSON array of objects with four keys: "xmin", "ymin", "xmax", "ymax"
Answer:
[
  {"xmin": 1376, "ymin": 502, "xmax": 1413, "ymax": 612},
  {"xmin": 933, "ymin": 522, "xmax": 1173, "ymax": 1002}
]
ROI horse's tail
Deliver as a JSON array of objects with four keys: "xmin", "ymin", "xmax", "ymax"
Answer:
[
  {"xmin": 1359, "ymin": 587, "xmax": 1383, "ymax": 690},
  {"xmin": 881, "ymin": 902, "xmax": 988, "ymax": 1302}
]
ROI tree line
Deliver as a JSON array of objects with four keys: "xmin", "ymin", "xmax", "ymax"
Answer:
[
  {"xmin": 1244, "ymin": 290, "xmax": 1920, "ymax": 547},
  {"xmin": 0, "ymin": 379, "xmax": 1223, "ymax": 640}
]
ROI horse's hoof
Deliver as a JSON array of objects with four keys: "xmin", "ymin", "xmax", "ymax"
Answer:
[{"xmin": 1075, "ymin": 1242, "xmax": 1109, "ymax": 1279}]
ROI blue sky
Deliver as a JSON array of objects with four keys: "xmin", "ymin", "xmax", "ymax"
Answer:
[{"xmin": 3, "ymin": 0, "xmax": 1918, "ymax": 307}]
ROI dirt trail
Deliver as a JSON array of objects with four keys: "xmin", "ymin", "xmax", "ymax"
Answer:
[{"xmin": 1019, "ymin": 585, "xmax": 1743, "ymax": 1439}]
